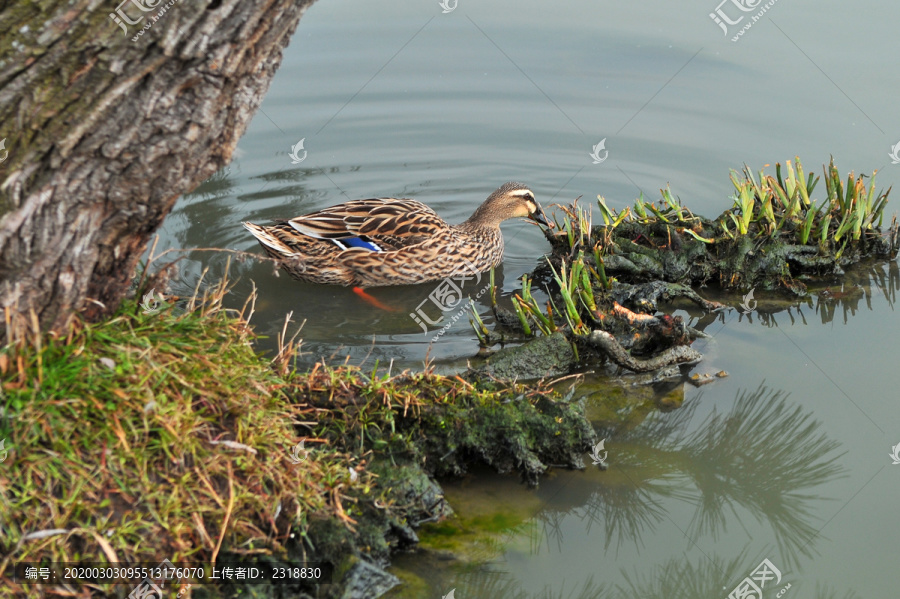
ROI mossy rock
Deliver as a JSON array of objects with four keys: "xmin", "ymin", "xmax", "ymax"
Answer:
[{"xmin": 471, "ymin": 331, "xmax": 576, "ymax": 380}]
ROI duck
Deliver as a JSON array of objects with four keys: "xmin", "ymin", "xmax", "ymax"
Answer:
[{"xmin": 242, "ymin": 182, "xmax": 548, "ymax": 288}]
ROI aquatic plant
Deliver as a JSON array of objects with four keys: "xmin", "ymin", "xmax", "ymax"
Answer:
[
  {"xmin": 513, "ymin": 273, "xmax": 558, "ymax": 337},
  {"xmin": 586, "ymin": 159, "xmax": 893, "ymax": 293},
  {"xmin": 718, "ymin": 158, "xmax": 892, "ymax": 252},
  {"xmin": 477, "ymin": 158, "xmax": 896, "ymax": 379}
]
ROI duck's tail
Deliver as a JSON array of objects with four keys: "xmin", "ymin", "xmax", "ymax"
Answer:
[{"xmin": 242, "ymin": 222, "xmax": 298, "ymax": 259}]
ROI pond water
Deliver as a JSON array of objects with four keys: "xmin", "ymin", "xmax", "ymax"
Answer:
[{"xmin": 152, "ymin": 0, "xmax": 900, "ymax": 596}]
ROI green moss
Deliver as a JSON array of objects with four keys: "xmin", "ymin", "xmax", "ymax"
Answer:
[
  {"xmin": 298, "ymin": 364, "xmax": 595, "ymax": 487},
  {"xmin": 380, "ymin": 567, "xmax": 429, "ymax": 599},
  {"xmin": 472, "ymin": 331, "xmax": 576, "ymax": 380},
  {"xmin": 414, "ymin": 472, "xmax": 543, "ymax": 562},
  {"xmin": 578, "ymin": 375, "xmax": 684, "ymax": 430}
]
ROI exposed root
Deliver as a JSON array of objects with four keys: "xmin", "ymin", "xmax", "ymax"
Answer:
[
  {"xmin": 611, "ymin": 302, "xmax": 656, "ymax": 324},
  {"xmin": 587, "ymin": 330, "xmax": 702, "ymax": 373}
]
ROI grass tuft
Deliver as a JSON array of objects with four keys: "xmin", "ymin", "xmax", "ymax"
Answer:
[
  {"xmin": 0, "ymin": 267, "xmax": 595, "ymax": 596},
  {"xmin": 0, "ymin": 273, "xmax": 365, "ymax": 596}
]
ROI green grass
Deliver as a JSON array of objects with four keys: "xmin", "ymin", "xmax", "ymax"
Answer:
[
  {"xmin": 0, "ymin": 272, "xmax": 594, "ymax": 597},
  {"xmin": 0, "ymin": 277, "xmax": 363, "ymax": 596}
]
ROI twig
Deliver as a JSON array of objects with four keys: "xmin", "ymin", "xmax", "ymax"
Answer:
[
  {"xmin": 208, "ymin": 440, "xmax": 258, "ymax": 455},
  {"xmin": 137, "ymin": 235, "xmax": 161, "ymax": 292},
  {"xmin": 212, "ymin": 462, "xmax": 235, "ymax": 564},
  {"xmin": 21, "ymin": 529, "xmax": 69, "ymax": 541}
]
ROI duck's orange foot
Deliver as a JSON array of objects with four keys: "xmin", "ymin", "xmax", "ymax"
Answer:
[{"xmin": 353, "ymin": 287, "xmax": 401, "ymax": 312}]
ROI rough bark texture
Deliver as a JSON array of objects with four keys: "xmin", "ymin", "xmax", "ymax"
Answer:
[{"xmin": 0, "ymin": 0, "xmax": 316, "ymax": 335}]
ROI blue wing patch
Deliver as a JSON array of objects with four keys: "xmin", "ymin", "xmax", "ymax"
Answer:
[{"xmin": 332, "ymin": 237, "xmax": 383, "ymax": 252}]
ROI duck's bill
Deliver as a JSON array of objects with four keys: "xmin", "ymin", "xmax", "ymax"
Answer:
[{"xmin": 528, "ymin": 204, "xmax": 550, "ymax": 227}]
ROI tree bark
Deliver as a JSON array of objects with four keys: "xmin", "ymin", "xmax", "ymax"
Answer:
[{"xmin": 0, "ymin": 0, "xmax": 316, "ymax": 336}]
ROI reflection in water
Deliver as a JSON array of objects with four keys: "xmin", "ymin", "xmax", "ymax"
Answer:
[
  {"xmin": 241, "ymin": 165, "xmax": 361, "ymax": 206},
  {"xmin": 449, "ymin": 571, "xmax": 608, "ymax": 599},
  {"xmin": 675, "ymin": 260, "xmax": 899, "ymax": 338},
  {"xmin": 421, "ymin": 386, "xmax": 854, "ymax": 598},
  {"xmin": 587, "ymin": 386, "xmax": 845, "ymax": 569},
  {"xmin": 186, "ymin": 167, "xmax": 236, "ymax": 202},
  {"xmin": 809, "ymin": 260, "xmax": 899, "ymax": 325},
  {"xmin": 712, "ymin": 260, "xmax": 898, "ymax": 328},
  {"xmin": 812, "ymin": 583, "xmax": 862, "ymax": 599},
  {"xmin": 585, "ymin": 553, "xmax": 860, "ymax": 599},
  {"xmin": 613, "ymin": 552, "xmax": 750, "ymax": 599},
  {"xmin": 448, "ymin": 551, "xmax": 862, "ymax": 599}
]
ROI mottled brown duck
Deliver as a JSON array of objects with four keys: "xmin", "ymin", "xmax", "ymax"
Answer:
[{"xmin": 242, "ymin": 182, "xmax": 547, "ymax": 289}]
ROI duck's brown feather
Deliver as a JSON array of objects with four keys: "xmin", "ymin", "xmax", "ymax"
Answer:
[
  {"xmin": 287, "ymin": 198, "xmax": 447, "ymax": 246},
  {"xmin": 242, "ymin": 182, "xmax": 539, "ymax": 287}
]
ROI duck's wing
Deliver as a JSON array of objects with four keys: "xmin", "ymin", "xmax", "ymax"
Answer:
[{"xmin": 286, "ymin": 198, "xmax": 449, "ymax": 249}]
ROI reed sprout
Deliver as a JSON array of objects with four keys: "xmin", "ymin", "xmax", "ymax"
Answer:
[{"xmin": 720, "ymin": 157, "xmax": 889, "ymax": 248}]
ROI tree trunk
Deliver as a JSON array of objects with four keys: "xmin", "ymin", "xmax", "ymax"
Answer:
[{"xmin": 0, "ymin": 0, "xmax": 316, "ymax": 336}]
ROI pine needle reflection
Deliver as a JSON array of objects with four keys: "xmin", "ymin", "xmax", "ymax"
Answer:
[
  {"xmin": 556, "ymin": 386, "xmax": 845, "ymax": 568},
  {"xmin": 614, "ymin": 553, "xmax": 861, "ymax": 599},
  {"xmin": 446, "ymin": 573, "xmax": 609, "ymax": 599},
  {"xmin": 446, "ymin": 551, "xmax": 861, "ymax": 599},
  {"xmin": 430, "ymin": 386, "xmax": 850, "ymax": 599}
]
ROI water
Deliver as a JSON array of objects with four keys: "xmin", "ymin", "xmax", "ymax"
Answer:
[{"xmin": 152, "ymin": 0, "xmax": 900, "ymax": 595}]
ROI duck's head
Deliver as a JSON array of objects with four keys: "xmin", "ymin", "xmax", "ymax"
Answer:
[{"xmin": 466, "ymin": 182, "xmax": 548, "ymax": 228}]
